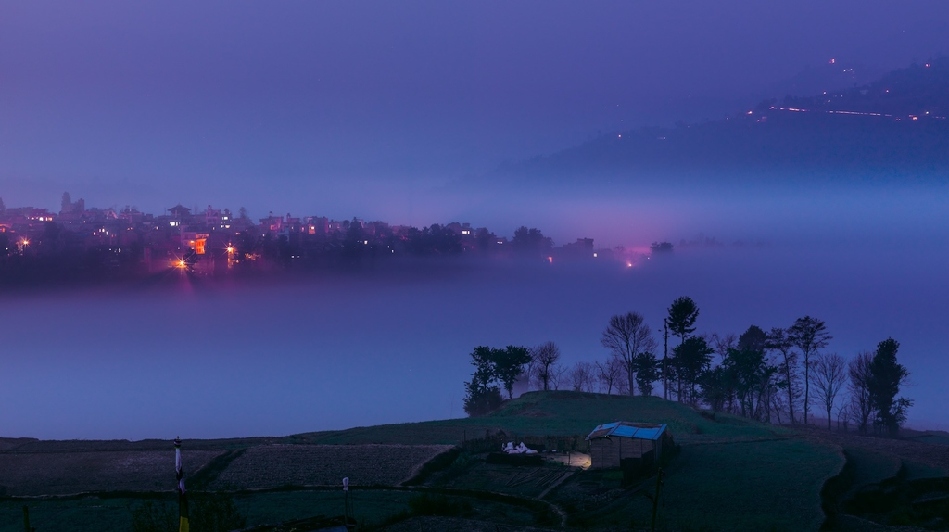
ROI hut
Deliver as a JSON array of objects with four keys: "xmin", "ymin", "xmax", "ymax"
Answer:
[{"xmin": 585, "ymin": 422, "xmax": 671, "ymax": 469}]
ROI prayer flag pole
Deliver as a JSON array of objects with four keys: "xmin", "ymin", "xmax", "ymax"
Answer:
[{"xmin": 174, "ymin": 436, "xmax": 190, "ymax": 532}]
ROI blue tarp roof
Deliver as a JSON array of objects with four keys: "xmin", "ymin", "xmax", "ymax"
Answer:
[{"xmin": 586, "ymin": 422, "xmax": 667, "ymax": 441}]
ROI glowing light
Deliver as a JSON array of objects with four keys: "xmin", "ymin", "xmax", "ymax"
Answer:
[
  {"xmin": 617, "ymin": 134, "xmax": 622, "ymax": 138},
  {"xmin": 226, "ymin": 246, "xmax": 235, "ymax": 253},
  {"xmin": 176, "ymin": 260, "xmax": 187, "ymax": 268},
  {"xmin": 828, "ymin": 58, "xmax": 835, "ymax": 64},
  {"xmin": 593, "ymin": 252, "xmax": 598, "ymax": 258},
  {"xmin": 547, "ymin": 256, "xmax": 553, "ymax": 263},
  {"xmin": 626, "ymin": 261, "xmax": 633, "ymax": 268}
]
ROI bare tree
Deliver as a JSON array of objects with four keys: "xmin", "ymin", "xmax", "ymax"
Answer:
[
  {"xmin": 549, "ymin": 363, "xmax": 568, "ymax": 390},
  {"xmin": 569, "ymin": 361, "xmax": 596, "ymax": 392},
  {"xmin": 848, "ymin": 351, "xmax": 874, "ymax": 434},
  {"xmin": 709, "ymin": 332, "xmax": 737, "ymax": 362},
  {"xmin": 601, "ymin": 312, "xmax": 656, "ymax": 396},
  {"xmin": 812, "ymin": 352, "xmax": 847, "ymax": 430},
  {"xmin": 530, "ymin": 341, "xmax": 561, "ymax": 391},
  {"xmin": 788, "ymin": 316, "xmax": 832, "ymax": 425},
  {"xmin": 595, "ymin": 356, "xmax": 624, "ymax": 394}
]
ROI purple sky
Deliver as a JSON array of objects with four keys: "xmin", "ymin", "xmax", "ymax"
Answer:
[
  {"xmin": 2, "ymin": 2, "xmax": 948, "ymax": 438},
  {"xmin": 1, "ymin": 0, "xmax": 947, "ymax": 223}
]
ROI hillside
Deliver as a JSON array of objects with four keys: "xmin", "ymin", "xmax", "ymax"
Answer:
[
  {"xmin": 496, "ymin": 58, "xmax": 949, "ymax": 183},
  {"xmin": 2, "ymin": 392, "xmax": 948, "ymax": 530}
]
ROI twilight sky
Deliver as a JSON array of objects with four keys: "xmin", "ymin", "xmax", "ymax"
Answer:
[
  {"xmin": 2, "ymin": 2, "xmax": 949, "ymax": 439},
  {"xmin": 1, "ymin": 0, "xmax": 947, "ymax": 229}
]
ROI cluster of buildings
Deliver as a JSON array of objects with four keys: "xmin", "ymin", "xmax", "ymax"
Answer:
[{"xmin": 0, "ymin": 194, "xmax": 642, "ymax": 276}]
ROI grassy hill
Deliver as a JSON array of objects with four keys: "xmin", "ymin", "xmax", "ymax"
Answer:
[{"xmin": 292, "ymin": 391, "xmax": 781, "ymax": 446}]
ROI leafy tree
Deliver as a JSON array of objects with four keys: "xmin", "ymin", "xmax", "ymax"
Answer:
[
  {"xmin": 787, "ymin": 316, "xmax": 831, "ymax": 425},
  {"xmin": 511, "ymin": 226, "xmax": 552, "ymax": 257},
  {"xmin": 633, "ymin": 352, "xmax": 660, "ymax": 397},
  {"xmin": 768, "ymin": 327, "xmax": 800, "ymax": 424},
  {"xmin": 699, "ymin": 365, "xmax": 731, "ymax": 413},
  {"xmin": 530, "ymin": 341, "xmax": 561, "ymax": 391},
  {"xmin": 868, "ymin": 338, "xmax": 912, "ymax": 436},
  {"xmin": 723, "ymin": 327, "xmax": 775, "ymax": 420},
  {"xmin": 738, "ymin": 325, "xmax": 768, "ymax": 353},
  {"xmin": 601, "ymin": 312, "xmax": 656, "ymax": 396},
  {"xmin": 707, "ymin": 333, "xmax": 737, "ymax": 411},
  {"xmin": 812, "ymin": 352, "xmax": 847, "ymax": 430},
  {"xmin": 666, "ymin": 297, "xmax": 699, "ymax": 344},
  {"xmin": 733, "ymin": 325, "xmax": 775, "ymax": 421},
  {"xmin": 847, "ymin": 350, "xmax": 874, "ymax": 434},
  {"xmin": 493, "ymin": 345, "xmax": 532, "ymax": 399},
  {"xmin": 666, "ymin": 297, "xmax": 699, "ymax": 399},
  {"xmin": 474, "ymin": 227, "xmax": 497, "ymax": 254},
  {"xmin": 671, "ymin": 336, "xmax": 713, "ymax": 404},
  {"xmin": 463, "ymin": 347, "xmax": 502, "ymax": 416}
]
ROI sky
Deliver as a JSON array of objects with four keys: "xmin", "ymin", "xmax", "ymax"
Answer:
[
  {"xmin": 1, "ymin": 1, "xmax": 948, "ymax": 438},
  {"xmin": 1, "ymin": 0, "xmax": 948, "ymax": 230}
]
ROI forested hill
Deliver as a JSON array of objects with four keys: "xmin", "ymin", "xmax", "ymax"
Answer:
[{"xmin": 496, "ymin": 58, "xmax": 949, "ymax": 183}]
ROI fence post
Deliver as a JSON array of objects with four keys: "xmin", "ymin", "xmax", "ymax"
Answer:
[{"xmin": 651, "ymin": 468, "xmax": 664, "ymax": 532}]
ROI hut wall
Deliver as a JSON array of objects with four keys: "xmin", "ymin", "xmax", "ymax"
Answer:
[{"xmin": 589, "ymin": 437, "xmax": 653, "ymax": 469}]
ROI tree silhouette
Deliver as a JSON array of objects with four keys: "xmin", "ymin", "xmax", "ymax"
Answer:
[
  {"xmin": 530, "ymin": 342, "xmax": 561, "ymax": 391},
  {"xmin": 666, "ymin": 297, "xmax": 699, "ymax": 399},
  {"xmin": 511, "ymin": 226, "xmax": 552, "ymax": 257},
  {"xmin": 812, "ymin": 352, "xmax": 846, "ymax": 430},
  {"xmin": 667, "ymin": 297, "xmax": 699, "ymax": 345},
  {"xmin": 633, "ymin": 352, "xmax": 660, "ymax": 397},
  {"xmin": 601, "ymin": 312, "xmax": 656, "ymax": 396},
  {"xmin": 847, "ymin": 351, "xmax": 874, "ymax": 434},
  {"xmin": 595, "ymin": 356, "xmax": 624, "ymax": 395},
  {"xmin": 493, "ymin": 345, "xmax": 532, "ymax": 399},
  {"xmin": 768, "ymin": 327, "xmax": 800, "ymax": 424},
  {"xmin": 788, "ymin": 316, "xmax": 831, "ymax": 425},
  {"xmin": 671, "ymin": 336, "xmax": 713, "ymax": 404},
  {"xmin": 463, "ymin": 347, "xmax": 502, "ymax": 417},
  {"xmin": 868, "ymin": 338, "xmax": 912, "ymax": 436}
]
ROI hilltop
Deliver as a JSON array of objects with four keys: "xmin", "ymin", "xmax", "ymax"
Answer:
[
  {"xmin": 494, "ymin": 58, "xmax": 949, "ymax": 184},
  {"xmin": 4, "ymin": 391, "xmax": 948, "ymax": 530}
]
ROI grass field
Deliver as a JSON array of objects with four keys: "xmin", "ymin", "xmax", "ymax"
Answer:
[
  {"xmin": 4, "ymin": 391, "xmax": 948, "ymax": 530},
  {"xmin": 549, "ymin": 438, "xmax": 843, "ymax": 531},
  {"xmin": 294, "ymin": 391, "xmax": 782, "ymax": 447}
]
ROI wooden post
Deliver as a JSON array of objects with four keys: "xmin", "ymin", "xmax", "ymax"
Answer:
[
  {"xmin": 650, "ymin": 468, "xmax": 664, "ymax": 532},
  {"xmin": 22, "ymin": 505, "xmax": 31, "ymax": 532}
]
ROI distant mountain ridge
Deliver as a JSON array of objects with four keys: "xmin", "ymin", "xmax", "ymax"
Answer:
[{"xmin": 497, "ymin": 58, "xmax": 949, "ymax": 183}]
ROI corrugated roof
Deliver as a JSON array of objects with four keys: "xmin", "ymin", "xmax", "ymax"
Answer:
[{"xmin": 586, "ymin": 421, "xmax": 667, "ymax": 441}]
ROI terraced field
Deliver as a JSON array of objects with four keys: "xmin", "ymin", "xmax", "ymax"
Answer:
[
  {"xmin": 208, "ymin": 444, "xmax": 454, "ymax": 490},
  {"xmin": 2, "ymin": 392, "xmax": 946, "ymax": 531}
]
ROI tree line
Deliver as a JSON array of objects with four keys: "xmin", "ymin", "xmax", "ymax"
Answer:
[{"xmin": 463, "ymin": 297, "xmax": 912, "ymax": 436}]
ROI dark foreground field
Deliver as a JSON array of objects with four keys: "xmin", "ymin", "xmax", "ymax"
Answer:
[{"xmin": 2, "ymin": 392, "xmax": 947, "ymax": 531}]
